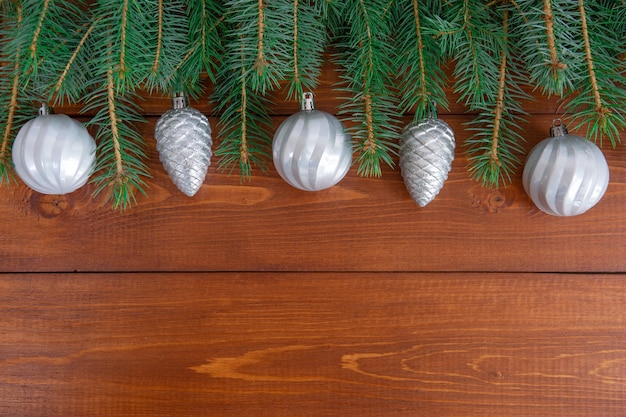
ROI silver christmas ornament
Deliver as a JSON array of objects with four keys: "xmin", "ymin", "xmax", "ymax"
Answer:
[
  {"xmin": 399, "ymin": 116, "xmax": 455, "ymax": 207},
  {"xmin": 272, "ymin": 92, "xmax": 352, "ymax": 191},
  {"xmin": 522, "ymin": 119, "xmax": 609, "ymax": 217},
  {"xmin": 12, "ymin": 103, "xmax": 96, "ymax": 195},
  {"xmin": 154, "ymin": 93, "xmax": 212, "ymax": 197}
]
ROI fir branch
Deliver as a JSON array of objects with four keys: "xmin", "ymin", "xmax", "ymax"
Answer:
[
  {"xmin": 52, "ymin": 17, "xmax": 100, "ymax": 103},
  {"xmin": 143, "ymin": 0, "xmax": 190, "ymax": 94},
  {"xmin": 106, "ymin": 67, "xmax": 124, "ymax": 181},
  {"xmin": 85, "ymin": 67, "xmax": 149, "ymax": 210},
  {"xmin": 213, "ymin": 31, "xmax": 273, "ymax": 178},
  {"xmin": 333, "ymin": 0, "xmax": 400, "ymax": 177},
  {"xmin": 392, "ymin": 0, "xmax": 448, "ymax": 120},
  {"xmin": 255, "ymin": 0, "xmax": 268, "ymax": 76},
  {"xmin": 89, "ymin": 0, "xmax": 155, "ymax": 95},
  {"xmin": 292, "ymin": 0, "xmax": 300, "ymax": 93},
  {"xmin": 465, "ymin": 5, "xmax": 528, "ymax": 187},
  {"xmin": 515, "ymin": 0, "xmax": 579, "ymax": 96},
  {"xmin": 473, "ymin": 10, "xmax": 510, "ymax": 184},
  {"xmin": 81, "ymin": 14, "xmax": 151, "ymax": 210},
  {"xmin": 28, "ymin": 0, "xmax": 51, "ymax": 70},
  {"xmin": 427, "ymin": 0, "xmax": 504, "ymax": 107},
  {"xmin": 1, "ymin": 60, "xmax": 20, "ymax": 178},
  {"xmin": 212, "ymin": 0, "xmax": 292, "ymax": 177},
  {"xmin": 151, "ymin": 0, "xmax": 164, "ymax": 78},
  {"xmin": 174, "ymin": 0, "xmax": 224, "ymax": 90},
  {"xmin": 0, "ymin": 4, "xmax": 23, "ymax": 185},
  {"xmin": 286, "ymin": 0, "xmax": 326, "ymax": 100},
  {"xmin": 491, "ymin": 11, "xmax": 509, "ymax": 168},
  {"xmin": 579, "ymin": 0, "xmax": 609, "ymax": 134},
  {"xmin": 543, "ymin": 0, "xmax": 566, "ymax": 80},
  {"xmin": 223, "ymin": 0, "xmax": 290, "ymax": 95},
  {"xmin": 565, "ymin": 0, "xmax": 626, "ymax": 146}
]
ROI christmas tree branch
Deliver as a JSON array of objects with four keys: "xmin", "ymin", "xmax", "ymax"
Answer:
[
  {"xmin": 176, "ymin": 0, "xmax": 223, "ymax": 88},
  {"xmin": 118, "ymin": 0, "xmax": 129, "ymax": 89},
  {"xmin": 412, "ymin": 0, "xmax": 427, "ymax": 107},
  {"xmin": 53, "ymin": 17, "xmax": 100, "ymax": 102},
  {"xmin": 87, "ymin": 69, "xmax": 149, "ymax": 210},
  {"xmin": 292, "ymin": 0, "xmax": 300, "ymax": 93},
  {"xmin": 1, "ymin": 61, "xmax": 20, "ymax": 168},
  {"xmin": 489, "ymin": 11, "xmax": 509, "ymax": 171},
  {"xmin": 464, "ymin": 4, "xmax": 528, "ymax": 187},
  {"xmin": 565, "ymin": 0, "xmax": 626, "ymax": 146},
  {"xmin": 578, "ymin": 0, "xmax": 607, "ymax": 125},
  {"xmin": 106, "ymin": 67, "xmax": 124, "ymax": 179},
  {"xmin": 28, "ymin": 0, "xmax": 51, "ymax": 67},
  {"xmin": 543, "ymin": 0, "xmax": 566, "ymax": 78},
  {"xmin": 255, "ymin": 0, "xmax": 267, "ymax": 76},
  {"xmin": 150, "ymin": 0, "xmax": 163, "ymax": 78},
  {"xmin": 393, "ymin": 0, "xmax": 447, "ymax": 120},
  {"xmin": 0, "ymin": 3, "xmax": 22, "ymax": 185},
  {"xmin": 82, "ymin": 5, "xmax": 151, "ymax": 210},
  {"xmin": 86, "ymin": 59, "xmax": 149, "ymax": 211},
  {"xmin": 333, "ymin": 0, "xmax": 399, "ymax": 177},
  {"xmin": 213, "ymin": 29, "xmax": 272, "ymax": 178},
  {"xmin": 144, "ymin": 0, "xmax": 191, "ymax": 94},
  {"xmin": 286, "ymin": 0, "xmax": 325, "ymax": 100},
  {"xmin": 213, "ymin": 0, "xmax": 292, "ymax": 176},
  {"xmin": 516, "ymin": 0, "xmax": 577, "ymax": 96}
]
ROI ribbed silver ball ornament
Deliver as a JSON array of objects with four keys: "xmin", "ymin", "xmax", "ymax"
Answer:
[
  {"xmin": 522, "ymin": 119, "xmax": 609, "ymax": 216},
  {"xmin": 272, "ymin": 92, "xmax": 352, "ymax": 191},
  {"xmin": 12, "ymin": 103, "xmax": 96, "ymax": 195},
  {"xmin": 154, "ymin": 93, "xmax": 212, "ymax": 197},
  {"xmin": 399, "ymin": 117, "xmax": 455, "ymax": 207}
]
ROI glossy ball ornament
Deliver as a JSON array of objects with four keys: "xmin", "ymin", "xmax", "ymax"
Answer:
[
  {"xmin": 154, "ymin": 93, "xmax": 212, "ymax": 197},
  {"xmin": 272, "ymin": 92, "xmax": 352, "ymax": 191},
  {"xmin": 12, "ymin": 103, "xmax": 96, "ymax": 195},
  {"xmin": 400, "ymin": 117, "xmax": 455, "ymax": 207},
  {"xmin": 522, "ymin": 119, "xmax": 609, "ymax": 216}
]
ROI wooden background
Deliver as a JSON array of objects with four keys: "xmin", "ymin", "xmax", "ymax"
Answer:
[{"xmin": 2, "ymin": 64, "xmax": 626, "ymax": 416}]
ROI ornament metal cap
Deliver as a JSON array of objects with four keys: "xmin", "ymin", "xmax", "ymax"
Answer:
[
  {"xmin": 301, "ymin": 92, "xmax": 315, "ymax": 111},
  {"xmin": 38, "ymin": 103, "xmax": 50, "ymax": 116},
  {"xmin": 550, "ymin": 118, "xmax": 568, "ymax": 137},
  {"xmin": 172, "ymin": 92, "xmax": 189, "ymax": 110}
]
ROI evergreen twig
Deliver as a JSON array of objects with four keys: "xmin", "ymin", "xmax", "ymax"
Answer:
[
  {"xmin": 566, "ymin": 0, "xmax": 626, "ymax": 146},
  {"xmin": 516, "ymin": 0, "xmax": 578, "ymax": 97},
  {"xmin": 212, "ymin": 0, "xmax": 290, "ymax": 177},
  {"xmin": 332, "ymin": 0, "xmax": 399, "ymax": 177},
  {"xmin": 285, "ymin": 0, "xmax": 326, "ymax": 100},
  {"xmin": 213, "ymin": 34, "xmax": 273, "ymax": 178},
  {"xmin": 0, "ymin": 3, "xmax": 22, "ymax": 185},
  {"xmin": 392, "ymin": 0, "xmax": 448, "ymax": 120}
]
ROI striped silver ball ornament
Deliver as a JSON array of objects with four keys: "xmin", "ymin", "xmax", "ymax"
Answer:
[
  {"xmin": 522, "ymin": 119, "xmax": 609, "ymax": 216},
  {"xmin": 154, "ymin": 94, "xmax": 212, "ymax": 197},
  {"xmin": 272, "ymin": 92, "xmax": 352, "ymax": 191},
  {"xmin": 399, "ymin": 117, "xmax": 455, "ymax": 207},
  {"xmin": 12, "ymin": 103, "xmax": 96, "ymax": 195}
]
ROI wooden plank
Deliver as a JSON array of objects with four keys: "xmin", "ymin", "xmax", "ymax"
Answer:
[
  {"xmin": 1, "ymin": 271, "xmax": 626, "ymax": 417},
  {"xmin": 1, "ymin": 114, "xmax": 625, "ymax": 273}
]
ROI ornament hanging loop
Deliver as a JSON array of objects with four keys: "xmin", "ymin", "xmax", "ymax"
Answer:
[
  {"xmin": 550, "ymin": 118, "xmax": 568, "ymax": 137},
  {"xmin": 301, "ymin": 92, "xmax": 315, "ymax": 111}
]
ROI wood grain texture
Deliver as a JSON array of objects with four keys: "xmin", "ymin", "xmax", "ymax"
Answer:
[
  {"xmin": 2, "ymin": 272, "xmax": 626, "ymax": 417},
  {"xmin": 3, "ymin": 59, "xmax": 626, "ymax": 416},
  {"xmin": 1, "ymin": 113, "xmax": 625, "ymax": 273}
]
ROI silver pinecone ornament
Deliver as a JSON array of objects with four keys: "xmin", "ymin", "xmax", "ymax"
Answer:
[
  {"xmin": 400, "ymin": 117, "xmax": 455, "ymax": 207},
  {"xmin": 154, "ymin": 93, "xmax": 212, "ymax": 197}
]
